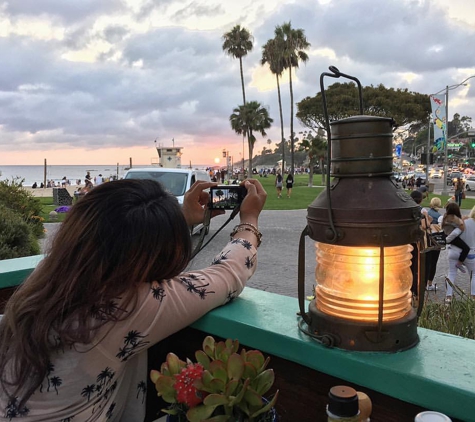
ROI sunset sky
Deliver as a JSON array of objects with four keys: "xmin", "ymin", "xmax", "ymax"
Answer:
[{"xmin": 1, "ymin": 0, "xmax": 475, "ymax": 166}]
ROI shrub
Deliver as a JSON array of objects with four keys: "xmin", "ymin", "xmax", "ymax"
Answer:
[
  {"xmin": 0, "ymin": 178, "xmax": 44, "ymax": 238},
  {"xmin": 0, "ymin": 204, "xmax": 40, "ymax": 260},
  {"xmin": 419, "ymin": 279, "xmax": 475, "ymax": 339}
]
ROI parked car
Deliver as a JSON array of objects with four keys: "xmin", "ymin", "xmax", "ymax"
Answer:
[
  {"xmin": 465, "ymin": 176, "xmax": 475, "ymax": 191},
  {"xmin": 431, "ymin": 170, "xmax": 442, "ymax": 179},
  {"xmin": 124, "ymin": 167, "xmax": 211, "ymax": 235}
]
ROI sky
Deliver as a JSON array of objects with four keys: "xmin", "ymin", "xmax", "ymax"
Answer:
[{"xmin": 1, "ymin": 0, "xmax": 475, "ymax": 166}]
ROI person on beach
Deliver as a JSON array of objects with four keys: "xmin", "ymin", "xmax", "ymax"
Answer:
[
  {"xmin": 0, "ymin": 178, "xmax": 266, "ymax": 421},
  {"xmin": 445, "ymin": 205, "xmax": 475, "ymax": 302}
]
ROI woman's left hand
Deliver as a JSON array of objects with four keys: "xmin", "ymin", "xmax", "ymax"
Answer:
[{"xmin": 182, "ymin": 181, "xmax": 224, "ymax": 226}]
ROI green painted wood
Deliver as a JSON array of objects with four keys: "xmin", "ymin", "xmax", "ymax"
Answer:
[
  {"xmin": 192, "ymin": 288, "xmax": 474, "ymax": 422},
  {"xmin": 0, "ymin": 257, "xmax": 472, "ymax": 420},
  {"xmin": 0, "ymin": 255, "xmax": 43, "ymax": 288}
]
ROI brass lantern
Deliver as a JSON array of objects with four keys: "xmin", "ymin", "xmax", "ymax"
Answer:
[{"xmin": 297, "ymin": 67, "xmax": 423, "ymax": 352}]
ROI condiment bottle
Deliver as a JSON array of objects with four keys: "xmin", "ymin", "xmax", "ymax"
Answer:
[
  {"xmin": 327, "ymin": 385, "xmax": 360, "ymax": 422},
  {"xmin": 414, "ymin": 411, "xmax": 452, "ymax": 422}
]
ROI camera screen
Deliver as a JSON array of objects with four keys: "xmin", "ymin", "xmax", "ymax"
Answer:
[{"xmin": 209, "ymin": 186, "xmax": 246, "ymax": 210}]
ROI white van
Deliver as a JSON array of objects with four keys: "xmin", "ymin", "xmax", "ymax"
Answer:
[{"xmin": 124, "ymin": 167, "xmax": 211, "ymax": 234}]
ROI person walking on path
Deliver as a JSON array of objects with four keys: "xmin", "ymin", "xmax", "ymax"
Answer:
[
  {"xmin": 275, "ymin": 172, "xmax": 283, "ymax": 198},
  {"xmin": 442, "ymin": 202, "xmax": 470, "ymax": 275},
  {"xmin": 285, "ymin": 173, "xmax": 294, "ymax": 198},
  {"xmin": 0, "ymin": 178, "xmax": 267, "ymax": 420},
  {"xmin": 445, "ymin": 205, "xmax": 475, "ymax": 302},
  {"xmin": 426, "ymin": 197, "xmax": 443, "ymax": 291}
]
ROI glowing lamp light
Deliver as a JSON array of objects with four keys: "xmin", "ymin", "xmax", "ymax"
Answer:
[{"xmin": 297, "ymin": 67, "xmax": 423, "ymax": 352}]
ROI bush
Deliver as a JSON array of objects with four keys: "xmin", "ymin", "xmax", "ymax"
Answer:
[
  {"xmin": 0, "ymin": 178, "xmax": 44, "ymax": 238},
  {"xmin": 0, "ymin": 178, "xmax": 43, "ymax": 260},
  {"xmin": 0, "ymin": 204, "xmax": 40, "ymax": 260},
  {"xmin": 419, "ymin": 279, "xmax": 475, "ymax": 339}
]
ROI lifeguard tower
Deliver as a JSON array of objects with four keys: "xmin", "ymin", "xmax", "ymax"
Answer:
[{"xmin": 156, "ymin": 141, "xmax": 183, "ymax": 168}]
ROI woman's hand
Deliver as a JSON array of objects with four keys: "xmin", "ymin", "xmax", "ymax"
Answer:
[
  {"xmin": 182, "ymin": 181, "xmax": 224, "ymax": 226},
  {"xmin": 239, "ymin": 179, "xmax": 267, "ymax": 226}
]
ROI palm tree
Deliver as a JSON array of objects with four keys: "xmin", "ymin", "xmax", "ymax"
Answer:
[
  {"xmin": 230, "ymin": 101, "xmax": 273, "ymax": 177},
  {"xmin": 298, "ymin": 131, "xmax": 327, "ymax": 187},
  {"xmin": 261, "ymin": 37, "xmax": 286, "ymax": 175},
  {"xmin": 275, "ymin": 22, "xmax": 311, "ymax": 175},
  {"xmin": 222, "ymin": 25, "xmax": 254, "ymax": 104}
]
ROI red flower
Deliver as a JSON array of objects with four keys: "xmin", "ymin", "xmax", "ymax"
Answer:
[{"xmin": 174, "ymin": 363, "xmax": 207, "ymax": 408}]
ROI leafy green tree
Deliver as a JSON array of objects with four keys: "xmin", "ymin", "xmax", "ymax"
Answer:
[
  {"xmin": 297, "ymin": 82, "xmax": 431, "ymax": 133},
  {"xmin": 222, "ymin": 25, "xmax": 253, "ymax": 104},
  {"xmin": 298, "ymin": 131, "xmax": 327, "ymax": 187},
  {"xmin": 261, "ymin": 37, "xmax": 286, "ymax": 175},
  {"xmin": 230, "ymin": 101, "xmax": 273, "ymax": 177},
  {"xmin": 274, "ymin": 22, "xmax": 310, "ymax": 175}
]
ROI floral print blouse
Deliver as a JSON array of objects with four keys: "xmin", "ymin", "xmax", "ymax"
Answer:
[{"xmin": 1, "ymin": 238, "xmax": 256, "ymax": 421}]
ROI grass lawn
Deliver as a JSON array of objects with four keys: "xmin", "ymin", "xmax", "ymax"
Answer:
[
  {"xmin": 37, "ymin": 197, "xmax": 70, "ymax": 223},
  {"xmin": 36, "ymin": 175, "xmax": 475, "ymax": 218}
]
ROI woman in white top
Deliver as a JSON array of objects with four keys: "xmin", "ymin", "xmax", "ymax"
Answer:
[
  {"xmin": 0, "ymin": 178, "xmax": 266, "ymax": 421},
  {"xmin": 445, "ymin": 205, "xmax": 475, "ymax": 302}
]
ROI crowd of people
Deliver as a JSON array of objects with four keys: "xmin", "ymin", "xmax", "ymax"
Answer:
[{"xmin": 412, "ymin": 191, "xmax": 475, "ymax": 303}]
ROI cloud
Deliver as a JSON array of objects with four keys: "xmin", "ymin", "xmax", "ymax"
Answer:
[{"xmin": 0, "ymin": 0, "xmax": 474, "ymax": 165}]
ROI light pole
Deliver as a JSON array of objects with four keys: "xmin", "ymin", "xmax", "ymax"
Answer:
[{"xmin": 431, "ymin": 75, "xmax": 475, "ymax": 195}]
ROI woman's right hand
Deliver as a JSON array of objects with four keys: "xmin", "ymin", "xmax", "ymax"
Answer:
[{"xmin": 238, "ymin": 179, "xmax": 267, "ymax": 225}]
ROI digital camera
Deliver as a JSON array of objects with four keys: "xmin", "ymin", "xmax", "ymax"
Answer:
[{"xmin": 208, "ymin": 185, "xmax": 247, "ymax": 210}]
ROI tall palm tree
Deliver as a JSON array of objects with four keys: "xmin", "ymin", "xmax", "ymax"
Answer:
[
  {"xmin": 261, "ymin": 37, "xmax": 286, "ymax": 176},
  {"xmin": 275, "ymin": 22, "xmax": 311, "ymax": 175},
  {"xmin": 230, "ymin": 101, "xmax": 273, "ymax": 177},
  {"xmin": 222, "ymin": 25, "xmax": 254, "ymax": 105}
]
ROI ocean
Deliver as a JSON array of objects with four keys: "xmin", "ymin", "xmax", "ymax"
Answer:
[{"xmin": 0, "ymin": 164, "xmax": 212, "ymax": 187}]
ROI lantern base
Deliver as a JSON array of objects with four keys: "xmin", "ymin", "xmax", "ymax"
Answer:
[{"xmin": 306, "ymin": 301, "xmax": 419, "ymax": 352}]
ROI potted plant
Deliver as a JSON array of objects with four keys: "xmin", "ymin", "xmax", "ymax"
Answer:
[{"xmin": 150, "ymin": 336, "xmax": 279, "ymax": 422}]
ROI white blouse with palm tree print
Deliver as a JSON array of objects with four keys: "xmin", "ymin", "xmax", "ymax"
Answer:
[{"xmin": 1, "ymin": 238, "xmax": 257, "ymax": 421}]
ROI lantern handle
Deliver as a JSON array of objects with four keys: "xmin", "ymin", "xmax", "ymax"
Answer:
[{"xmin": 297, "ymin": 226, "xmax": 312, "ymax": 325}]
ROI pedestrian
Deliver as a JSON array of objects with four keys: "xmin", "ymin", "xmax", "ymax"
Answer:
[
  {"xmin": 445, "ymin": 205, "xmax": 475, "ymax": 302},
  {"xmin": 426, "ymin": 197, "xmax": 443, "ymax": 291},
  {"xmin": 285, "ymin": 173, "xmax": 294, "ymax": 198},
  {"xmin": 417, "ymin": 184, "xmax": 429, "ymax": 200},
  {"xmin": 410, "ymin": 190, "xmax": 432, "ymax": 298},
  {"xmin": 0, "ymin": 178, "xmax": 267, "ymax": 420},
  {"xmin": 442, "ymin": 202, "xmax": 469, "ymax": 275},
  {"xmin": 453, "ymin": 177, "xmax": 464, "ymax": 207},
  {"xmin": 275, "ymin": 172, "xmax": 283, "ymax": 198}
]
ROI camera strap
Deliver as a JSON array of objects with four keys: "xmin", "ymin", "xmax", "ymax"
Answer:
[{"xmin": 190, "ymin": 206, "xmax": 241, "ymax": 259}]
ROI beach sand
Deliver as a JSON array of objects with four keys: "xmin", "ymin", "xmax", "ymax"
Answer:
[{"xmin": 25, "ymin": 186, "xmax": 78, "ymax": 198}]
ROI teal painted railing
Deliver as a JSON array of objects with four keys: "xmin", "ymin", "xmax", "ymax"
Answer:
[{"xmin": 1, "ymin": 255, "xmax": 474, "ymax": 421}]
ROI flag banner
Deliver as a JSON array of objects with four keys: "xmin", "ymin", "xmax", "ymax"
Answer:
[{"xmin": 430, "ymin": 94, "xmax": 446, "ymax": 152}]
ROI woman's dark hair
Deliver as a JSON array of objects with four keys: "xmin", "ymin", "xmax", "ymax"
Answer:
[
  {"xmin": 445, "ymin": 202, "xmax": 462, "ymax": 218},
  {"xmin": 0, "ymin": 179, "xmax": 192, "ymax": 406}
]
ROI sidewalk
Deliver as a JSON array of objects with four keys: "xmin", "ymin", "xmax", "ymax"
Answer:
[{"xmin": 42, "ymin": 209, "xmax": 469, "ymax": 304}]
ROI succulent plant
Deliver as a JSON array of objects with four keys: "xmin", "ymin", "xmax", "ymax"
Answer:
[{"xmin": 150, "ymin": 336, "xmax": 279, "ymax": 422}]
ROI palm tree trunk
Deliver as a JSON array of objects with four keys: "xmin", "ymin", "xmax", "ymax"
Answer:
[
  {"xmin": 248, "ymin": 131, "xmax": 254, "ymax": 179},
  {"xmin": 289, "ymin": 66, "xmax": 294, "ymax": 176},
  {"xmin": 276, "ymin": 74, "xmax": 285, "ymax": 176},
  {"xmin": 239, "ymin": 57, "xmax": 246, "ymax": 104}
]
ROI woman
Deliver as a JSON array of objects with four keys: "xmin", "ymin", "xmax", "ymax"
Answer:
[
  {"xmin": 275, "ymin": 172, "xmax": 283, "ymax": 198},
  {"xmin": 426, "ymin": 197, "xmax": 443, "ymax": 291},
  {"xmin": 445, "ymin": 206, "xmax": 475, "ymax": 302},
  {"xmin": 285, "ymin": 173, "xmax": 294, "ymax": 198},
  {"xmin": 0, "ymin": 178, "xmax": 266, "ymax": 420},
  {"xmin": 454, "ymin": 177, "xmax": 464, "ymax": 207}
]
